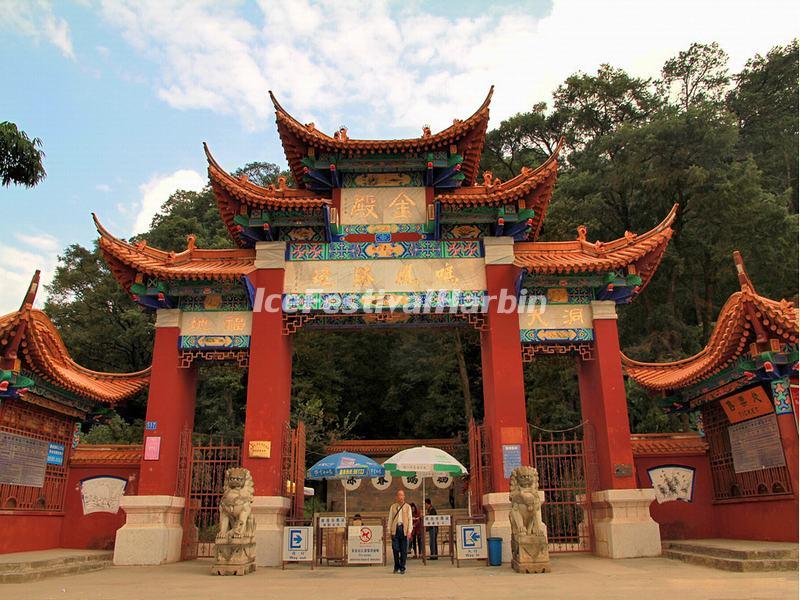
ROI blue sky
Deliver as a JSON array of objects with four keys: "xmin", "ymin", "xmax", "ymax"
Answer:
[{"xmin": 0, "ymin": 0, "xmax": 797, "ymax": 313}]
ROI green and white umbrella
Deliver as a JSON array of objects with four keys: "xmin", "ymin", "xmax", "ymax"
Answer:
[
  {"xmin": 383, "ymin": 446, "xmax": 468, "ymax": 523},
  {"xmin": 383, "ymin": 446, "xmax": 467, "ymax": 477}
]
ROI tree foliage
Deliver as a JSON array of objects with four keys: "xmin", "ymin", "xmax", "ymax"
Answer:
[
  {"xmin": 46, "ymin": 40, "xmax": 798, "ymax": 444},
  {"xmin": 0, "ymin": 121, "xmax": 46, "ymax": 187}
]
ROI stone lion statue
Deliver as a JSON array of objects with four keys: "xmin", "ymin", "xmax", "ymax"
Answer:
[
  {"xmin": 218, "ymin": 467, "xmax": 256, "ymax": 541},
  {"xmin": 509, "ymin": 466, "xmax": 543, "ymax": 536}
]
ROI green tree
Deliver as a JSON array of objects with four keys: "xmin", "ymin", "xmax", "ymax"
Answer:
[
  {"xmin": 0, "ymin": 121, "xmax": 46, "ymax": 187},
  {"xmin": 728, "ymin": 40, "xmax": 799, "ymax": 211}
]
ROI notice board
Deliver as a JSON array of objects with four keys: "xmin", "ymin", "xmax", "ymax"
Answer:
[
  {"xmin": 728, "ymin": 414, "xmax": 786, "ymax": 474},
  {"xmin": 0, "ymin": 431, "xmax": 48, "ymax": 487}
]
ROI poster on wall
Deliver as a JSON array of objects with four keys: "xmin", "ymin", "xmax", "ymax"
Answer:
[
  {"xmin": 371, "ymin": 472, "xmax": 392, "ymax": 490},
  {"xmin": 0, "ymin": 431, "xmax": 48, "ymax": 487},
  {"xmin": 143, "ymin": 436, "xmax": 161, "ymax": 461},
  {"xmin": 728, "ymin": 413, "xmax": 786, "ymax": 473},
  {"xmin": 341, "ymin": 476, "xmax": 362, "ymax": 491},
  {"xmin": 80, "ymin": 476, "xmax": 128, "ymax": 514},
  {"xmin": 646, "ymin": 465, "xmax": 696, "ymax": 503},
  {"xmin": 502, "ymin": 444, "xmax": 522, "ymax": 479},
  {"xmin": 402, "ymin": 474, "xmax": 421, "ymax": 490}
]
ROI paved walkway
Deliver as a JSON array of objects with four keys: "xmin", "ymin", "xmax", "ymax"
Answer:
[{"xmin": 6, "ymin": 555, "xmax": 797, "ymax": 600}]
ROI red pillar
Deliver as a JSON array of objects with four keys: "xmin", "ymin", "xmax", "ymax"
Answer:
[
  {"xmin": 577, "ymin": 301, "xmax": 636, "ymax": 491},
  {"xmin": 480, "ymin": 239, "xmax": 529, "ymax": 493},
  {"xmin": 775, "ymin": 380, "xmax": 799, "ymax": 495},
  {"xmin": 242, "ymin": 261, "xmax": 292, "ymax": 497},
  {"xmin": 139, "ymin": 311, "xmax": 197, "ymax": 496}
]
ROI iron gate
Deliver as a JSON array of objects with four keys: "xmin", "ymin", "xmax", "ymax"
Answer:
[
  {"xmin": 180, "ymin": 434, "xmax": 241, "ymax": 560},
  {"xmin": 528, "ymin": 425, "xmax": 595, "ymax": 553}
]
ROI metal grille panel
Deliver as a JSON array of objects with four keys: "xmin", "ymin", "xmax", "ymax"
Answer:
[
  {"xmin": 0, "ymin": 397, "xmax": 73, "ymax": 512},
  {"xmin": 702, "ymin": 400, "xmax": 792, "ymax": 500},
  {"xmin": 530, "ymin": 429, "xmax": 593, "ymax": 553}
]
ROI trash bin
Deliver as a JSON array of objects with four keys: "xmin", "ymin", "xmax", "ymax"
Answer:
[{"xmin": 488, "ymin": 537, "xmax": 503, "ymax": 566}]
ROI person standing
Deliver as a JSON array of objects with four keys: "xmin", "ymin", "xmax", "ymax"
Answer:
[
  {"xmin": 409, "ymin": 502, "xmax": 423, "ymax": 558},
  {"xmin": 425, "ymin": 498, "xmax": 438, "ymax": 560},
  {"xmin": 388, "ymin": 489, "xmax": 412, "ymax": 574}
]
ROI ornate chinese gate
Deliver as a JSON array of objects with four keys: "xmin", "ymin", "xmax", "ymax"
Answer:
[
  {"xmin": 467, "ymin": 419, "xmax": 491, "ymax": 515},
  {"xmin": 281, "ymin": 421, "xmax": 307, "ymax": 518},
  {"xmin": 180, "ymin": 433, "xmax": 241, "ymax": 560},
  {"xmin": 528, "ymin": 425, "xmax": 595, "ymax": 553}
]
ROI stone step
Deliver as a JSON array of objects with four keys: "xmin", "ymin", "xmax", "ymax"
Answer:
[
  {"xmin": 663, "ymin": 549, "xmax": 798, "ymax": 572},
  {"xmin": 0, "ymin": 551, "xmax": 113, "ymax": 583},
  {"xmin": 662, "ymin": 540, "xmax": 798, "ymax": 561}
]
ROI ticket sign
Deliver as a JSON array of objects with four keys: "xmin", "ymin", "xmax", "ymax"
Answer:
[
  {"xmin": 456, "ymin": 523, "xmax": 487, "ymax": 560},
  {"xmin": 720, "ymin": 386, "xmax": 773, "ymax": 424},
  {"xmin": 318, "ymin": 516, "xmax": 346, "ymax": 528},
  {"xmin": 424, "ymin": 514, "xmax": 451, "ymax": 527},
  {"xmin": 347, "ymin": 525, "xmax": 384, "ymax": 564},
  {"xmin": 282, "ymin": 526, "xmax": 314, "ymax": 562}
]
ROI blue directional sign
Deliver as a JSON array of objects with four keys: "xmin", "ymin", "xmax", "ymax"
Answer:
[
  {"xmin": 462, "ymin": 526, "xmax": 481, "ymax": 548},
  {"xmin": 289, "ymin": 528, "xmax": 305, "ymax": 550}
]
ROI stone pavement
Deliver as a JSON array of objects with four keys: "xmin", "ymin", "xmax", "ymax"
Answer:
[{"xmin": 6, "ymin": 554, "xmax": 797, "ymax": 600}]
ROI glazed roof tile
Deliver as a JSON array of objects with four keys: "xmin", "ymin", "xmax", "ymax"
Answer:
[
  {"xmin": 70, "ymin": 444, "xmax": 143, "ymax": 465},
  {"xmin": 630, "ymin": 433, "xmax": 708, "ymax": 456},
  {"xmin": 436, "ymin": 140, "xmax": 562, "ymax": 240},
  {"xmin": 513, "ymin": 204, "xmax": 677, "ymax": 291},
  {"xmin": 94, "ymin": 214, "xmax": 255, "ymax": 291},
  {"xmin": 0, "ymin": 273, "xmax": 150, "ymax": 404},
  {"xmin": 205, "ymin": 144, "xmax": 330, "ymax": 247},
  {"xmin": 623, "ymin": 252, "xmax": 799, "ymax": 392},
  {"xmin": 271, "ymin": 88, "xmax": 493, "ymax": 186},
  {"xmin": 325, "ymin": 438, "xmax": 462, "ymax": 457}
]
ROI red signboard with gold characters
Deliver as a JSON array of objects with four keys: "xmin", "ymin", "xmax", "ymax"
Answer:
[{"xmin": 720, "ymin": 386, "xmax": 774, "ymax": 424}]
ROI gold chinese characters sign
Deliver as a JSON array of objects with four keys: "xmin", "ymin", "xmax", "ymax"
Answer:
[
  {"xmin": 248, "ymin": 441, "xmax": 271, "ymax": 458},
  {"xmin": 340, "ymin": 187, "xmax": 427, "ymax": 225},
  {"xmin": 518, "ymin": 304, "xmax": 594, "ymax": 343},
  {"xmin": 284, "ymin": 258, "xmax": 486, "ymax": 294},
  {"xmin": 180, "ymin": 311, "xmax": 252, "ymax": 337},
  {"xmin": 720, "ymin": 386, "xmax": 774, "ymax": 424}
]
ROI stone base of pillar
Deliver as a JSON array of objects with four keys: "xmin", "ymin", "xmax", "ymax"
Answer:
[
  {"xmin": 251, "ymin": 496, "xmax": 290, "ymax": 567},
  {"xmin": 113, "ymin": 495, "xmax": 185, "ymax": 565},
  {"xmin": 483, "ymin": 491, "xmax": 547, "ymax": 563},
  {"xmin": 483, "ymin": 492, "xmax": 512, "ymax": 563},
  {"xmin": 590, "ymin": 489, "xmax": 661, "ymax": 558}
]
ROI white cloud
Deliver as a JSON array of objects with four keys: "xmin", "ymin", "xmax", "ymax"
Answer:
[
  {"xmin": 98, "ymin": 0, "xmax": 799, "ymax": 133},
  {"xmin": 96, "ymin": 183, "xmax": 112, "ymax": 192},
  {"xmin": 14, "ymin": 232, "xmax": 59, "ymax": 253},
  {"xmin": 131, "ymin": 169, "xmax": 206, "ymax": 235},
  {"xmin": 0, "ymin": 0, "xmax": 75, "ymax": 59},
  {"xmin": 0, "ymin": 234, "xmax": 60, "ymax": 315}
]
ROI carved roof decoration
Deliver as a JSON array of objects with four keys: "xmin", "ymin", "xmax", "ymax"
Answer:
[
  {"xmin": 205, "ymin": 144, "xmax": 331, "ymax": 246},
  {"xmin": 436, "ymin": 139, "xmax": 563, "ymax": 240},
  {"xmin": 94, "ymin": 214, "xmax": 255, "ymax": 292},
  {"xmin": 271, "ymin": 87, "xmax": 493, "ymax": 187},
  {"xmin": 0, "ymin": 272, "xmax": 150, "ymax": 404},
  {"xmin": 623, "ymin": 251, "xmax": 799, "ymax": 392},
  {"xmin": 513, "ymin": 204, "xmax": 678, "ymax": 292}
]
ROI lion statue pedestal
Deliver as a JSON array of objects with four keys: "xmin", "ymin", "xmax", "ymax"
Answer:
[
  {"xmin": 212, "ymin": 468, "xmax": 256, "ymax": 576},
  {"xmin": 509, "ymin": 466, "xmax": 551, "ymax": 574}
]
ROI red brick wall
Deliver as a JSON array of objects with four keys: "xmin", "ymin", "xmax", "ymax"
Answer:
[{"xmin": 60, "ymin": 464, "xmax": 140, "ymax": 550}]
